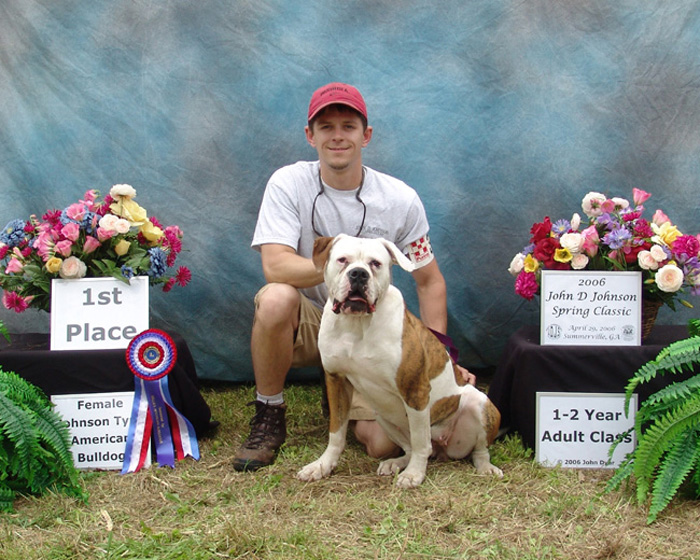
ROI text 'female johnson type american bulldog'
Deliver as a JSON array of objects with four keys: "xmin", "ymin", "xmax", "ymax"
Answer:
[{"xmin": 296, "ymin": 234, "xmax": 503, "ymax": 488}]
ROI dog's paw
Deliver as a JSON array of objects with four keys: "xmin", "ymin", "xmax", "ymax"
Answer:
[
  {"xmin": 395, "ymin": 468, "xmax": 425, "ymax": 488},
  {"xmin": 377, "ymin": 456, "xmax": 409, "ymax": 476},
  {"xmin": 296, "ymin": 459, "xmax": 335, "ymax": 482},
  {"xmin": 475, "ymin": 462, "xmax": 503, "ymax": 477}
]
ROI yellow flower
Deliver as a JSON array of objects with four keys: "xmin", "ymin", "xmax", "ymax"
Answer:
[
  {"xmin": 523, "ymin": 254, "xmax": 540, "ymax": 273},
  {"xmin": 554, "ymin": 248, "xmax": 573, "ymax": 263},
  {"xmin": 110, "ymin": 199, "xmax": 147, "ymax": 226},
  {"xmin": 652, "ymin": 222, "xmax": 682, "ymax": 246},
  {"xmin": 114, "ymin": 239, "xmax": 131, "ymax": 256},
  {"xmin": 45, "ymin": 257, "xmax": 62, "ymax": 274},
  {"xmin": 140, "ymin": 220, "xmax": 164, "ymax": 243}
]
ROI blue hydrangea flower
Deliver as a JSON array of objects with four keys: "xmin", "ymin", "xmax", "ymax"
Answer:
[
  {"xmin": 121, "ymin": 265, "xmax": 135, "ymax": 279},
  {"xmin": 0, "ymin": 219, "xmax": 28, "ymax": 248},
  {"xmin": 81, "ymin": 211, "xmax": 97, "ymax": 233},
  {"xmin": 147, "ymin": 247, "xmax": 167, "ymax": 277}
]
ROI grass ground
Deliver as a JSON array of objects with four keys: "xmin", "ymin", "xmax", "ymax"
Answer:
[{"xmin": 1, "ymin": 382, "xmax": 699, "ymax": 559}]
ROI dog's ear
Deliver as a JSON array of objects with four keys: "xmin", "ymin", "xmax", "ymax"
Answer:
[
  {"xmin": 312, "ymin": 236, "xmax": 335, "ymax": 271},
  {"xmin": 379, "ymin": 239, "xmax": 415, "ymax": 272}
]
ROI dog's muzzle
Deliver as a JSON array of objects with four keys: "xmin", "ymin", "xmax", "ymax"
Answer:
[{"xmin": 332, "ymin": 267, "xmax": 376, "ymax": 315}]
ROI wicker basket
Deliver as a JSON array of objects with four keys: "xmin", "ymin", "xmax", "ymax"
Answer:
[{"xmin": 642, "ymin": 299, "xmax": 663, "ymax": 340}]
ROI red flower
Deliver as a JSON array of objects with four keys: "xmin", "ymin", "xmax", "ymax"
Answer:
[
  {"xmin": 622, "ymin": 242, "xmax": 651, "ymax": 264},
  {"xmin": 530, "ymin": 217, "xmax": 553, "ymax": 244},
  {"xmin": 533, "ymin": 237, "xmax": 569, "ymax": 270},
  {"xmin": 633, "ymin": 218, "xmax": 654, "ymax": 239}
]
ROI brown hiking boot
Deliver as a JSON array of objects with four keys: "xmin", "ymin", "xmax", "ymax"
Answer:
[{"xmin": 233, "ymin": 401, "xmax": 287, "ymax": 472}]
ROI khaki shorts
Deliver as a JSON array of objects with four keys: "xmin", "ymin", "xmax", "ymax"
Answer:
[{"xmin": 254, "ymin": 284, "xmax": 376, "ymax": 421}]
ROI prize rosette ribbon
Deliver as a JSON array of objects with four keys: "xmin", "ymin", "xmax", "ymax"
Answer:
[{"xmin": 121, "ymin": 329, "xmax": 200, "ymax": 474}]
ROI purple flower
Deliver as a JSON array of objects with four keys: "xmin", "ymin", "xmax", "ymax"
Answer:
[
  {"xmin": 551, "ymin": 219, "xmax": 571, "ymax": 237},
  {"xmin": 603, "ymin": 228, "xmax": 632, "ymax": 250}
]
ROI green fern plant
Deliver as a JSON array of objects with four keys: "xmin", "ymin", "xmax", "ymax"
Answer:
[
  {"xmin": 606, "ymin": 319, "xmax": 700, "ymax": 523},
  {"xmin": 0, "ymin": 367, "xmax": 86, "ymax": 512}
]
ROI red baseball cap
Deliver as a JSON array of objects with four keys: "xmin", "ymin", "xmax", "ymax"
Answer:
[{"xmin": 307, "ymin": 82, "xmax": 367, "ymax": 122}]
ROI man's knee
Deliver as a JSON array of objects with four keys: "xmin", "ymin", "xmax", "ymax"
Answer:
[
  {"xmin": 353, "ymin": 420, "xmax": 401, "ymax": 459},
  {"xmin": 255, "ymin": 283, "xmax": 301, "ymax": 324}
]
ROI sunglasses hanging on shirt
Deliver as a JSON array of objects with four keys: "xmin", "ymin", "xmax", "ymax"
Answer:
[{"xmin": 311, "ymin": 167, "xmax": 367, "ymax": 238}]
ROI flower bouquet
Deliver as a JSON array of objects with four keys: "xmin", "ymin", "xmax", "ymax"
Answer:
[
  {"xmin": 0, "ymin": 184, "xmax": 191, "ymax": 313},
  {"xmin": 508, "ymin": 188, "xmax": 700, "ymax": 311}
]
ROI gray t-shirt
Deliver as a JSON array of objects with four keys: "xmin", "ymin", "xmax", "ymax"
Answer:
[{"xmin": 252, "ymin": 160, "xmax": 433, "ymax": 307}]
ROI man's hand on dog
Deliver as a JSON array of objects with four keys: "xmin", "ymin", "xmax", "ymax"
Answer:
[{"xmin": 457, "ymin": 364, "xmax": 476, "ymax": 386}]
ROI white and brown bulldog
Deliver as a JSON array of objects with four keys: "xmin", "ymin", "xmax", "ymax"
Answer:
[{"xmin": 296, "ymin": 234, "xmax": 503, "ymax": 488}]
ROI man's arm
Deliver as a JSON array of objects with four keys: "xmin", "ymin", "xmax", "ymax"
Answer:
[
  {"xmin": 412, "ymin": 259, "xmax": 448, "ymax": 333},
  {"xmin": 412, "ymin": 258, "xmax": 476, "ymax": 385},
  {"xmin": 260, "ymin": 243, "xmax": 324, "ymax": 288}
]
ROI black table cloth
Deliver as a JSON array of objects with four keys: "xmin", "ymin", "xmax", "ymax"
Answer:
[
  {"xmin": 487, "ymin": 324, "xmax": 694, "ymax": 449},
  {"xmin": 0, "ymin": 331, "xmax": 214, "ymax": 436}
]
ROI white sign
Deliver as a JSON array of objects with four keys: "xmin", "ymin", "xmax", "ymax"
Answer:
[
  {"xmin": 536, "ymin": 392, "xmax": 637, "ymax": 469},
  {"xmin": 50, "ymin": 277, "xmax": 149, "ymax": 350},
  {"xmin": 540, "ymin": 271, "xmax": 642, "ymax": 346},
  {"xmin": 52, "ymin": 392, "xmax": 150, "ymax": 470}
]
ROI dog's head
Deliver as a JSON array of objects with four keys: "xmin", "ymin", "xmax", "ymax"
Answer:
[{"xmin": 312, "ymin": 234, "xmax": 415, "ymax": 315}]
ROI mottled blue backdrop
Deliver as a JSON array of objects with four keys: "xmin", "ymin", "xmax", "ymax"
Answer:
[{"xmin": 2, "ymin": 1, "xmax": 699, "ymax": 381}]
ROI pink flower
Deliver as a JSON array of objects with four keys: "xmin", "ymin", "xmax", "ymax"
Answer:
[
  {"xmin": 82, "ymin": 189, "xmax": 98, "ymax": 206},
  {"xmin": 632, "ymin": 188, "xmax": 651, "ymax": 206},
  {"xmin": 83, "ymin": 236, "xmax": 101, "ymax": 254},
  {"xmin": 600, "ymin": 199, "xmax": 617, "ymax": 214},
  {"xmin": 54, "ymin": 239, "xmax": 73, "ymax": 257},
  {"xmin": 96, "ymin": 227, "xmax": 117, "ymax": 242},
  {"xmin": 33, "ymin": 231, "xmax": 57, "ymax": 261},
  {"xmin": 515, "ymin": 271, "xmax": 539, "ymax": 300},
  {"xmin": 175, "ymin": 266, "xmax": 192, "ymax": 287},
  {"xmin": 581, "ymin": 226, "xmax": 600, "ymax": 257},
  {"xmin": 2, "ymin": 291, "xmax": 32, "ymax": 313},
  {"xmin": 5, "ymin": 257, "xmax": 24, "ymax": 274},
  {"xmin": 162, "ymin": 277, "xmax": 176, "ymax": 292},
  {"xmin": 671, "ymin": 235, "xmax": 700, "ymax": 262},
  {"xmin": 64, "ymin": 203, "xmax": 87, "ymax": 222},
  {"xmin": 60, "ymin": 222, "xmax": 81, "ymax": 242},
  {"xmin": 652, "ymin": 209, "xmax": 670, "ymax": 226}
]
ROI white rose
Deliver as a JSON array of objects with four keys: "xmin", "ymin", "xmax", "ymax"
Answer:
[
  {"xmin": 637, "ymin": 250, "xmax": 659, "ymax": 271},
  {"xmin": 570, "ymin": 213, "xmax": 581, "ymax": 231},
  {"xmin": 581, "ymin": 192, "xmax": 607, "ymax": 218},
  {"xmin": 508, "ymin": 253, "xmax": 525, "ymax": 276},
  {"xmin": 650, "ymin": 244, "xmax": 667, "ymax": 262},
  {"xmin": 560, "ymin": 232, "xmax": 584, "ymax": 254},
  {"xmin": 98, "ymin": 214, "xmax": 119, "ymax": 231},
  {"xmin": 110, "ymin": 184, "xmax": 137, "ymax": 199},
  {"xmin": 59, "ymin": 256, "xmax": 87, "ymax": 279},
  {"xmin": 655, "ymin": 264, "xmax": 684, "ymax": 293},
  {"xmin": 571, "ymin": 253, "xmax": 589, "ymax": 270},
  {"xmin": 114, "ymin": 218, "xmax": 131, "ymax": 234}
]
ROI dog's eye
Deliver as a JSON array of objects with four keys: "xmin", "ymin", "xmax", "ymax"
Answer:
[
  {"xmin": 369, "ymin": 260, "xmax": 381, "ymax": 268},
  {"xmin": 337, "ymin": 257, "xmax": 347, "ymax": 265}
]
